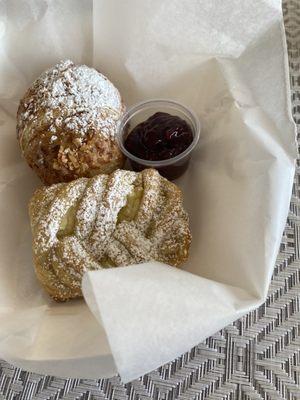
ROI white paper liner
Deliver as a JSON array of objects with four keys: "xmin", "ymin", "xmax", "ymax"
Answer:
[{"xmin": 0, "ymin": 0, "xmax": 296, "ymax": 382}]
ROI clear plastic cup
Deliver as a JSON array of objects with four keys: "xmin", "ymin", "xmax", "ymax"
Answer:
[{"xmin": 116, "ymin": 99, "xmax": 200, "ymax": 180}]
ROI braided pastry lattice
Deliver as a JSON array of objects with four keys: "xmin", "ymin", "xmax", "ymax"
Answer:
[{"xmin": 29, "ymin": 169, "xmax": 191, "ymax": 301}]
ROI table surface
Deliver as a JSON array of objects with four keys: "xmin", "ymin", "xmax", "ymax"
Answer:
[{"xmin": 1, "ymin": 1, "xmax": 300, "ymax": 399}]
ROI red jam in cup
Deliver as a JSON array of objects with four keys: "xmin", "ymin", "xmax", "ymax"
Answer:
[{"xmin": 117, "ymin": 100, "xmax": 200, "ymax": 180}]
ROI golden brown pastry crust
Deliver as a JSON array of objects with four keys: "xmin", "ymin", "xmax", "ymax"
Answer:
[
  {"xmin": 17, "ymin": 60, "xmax": 125, "ymax": 185},
  {"xmin": 29, "ymin": 169, "xmax": 191, "ymax": 301}
]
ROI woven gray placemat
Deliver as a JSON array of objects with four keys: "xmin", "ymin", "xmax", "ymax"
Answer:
[{"xmin": 1, "ymin": 1, "xmax": 299, "ymax": 399}]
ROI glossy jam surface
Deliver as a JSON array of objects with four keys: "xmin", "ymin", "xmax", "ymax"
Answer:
[{"xmin": 124, "ymin": 112, "xmax": 193, "ymax": 161}]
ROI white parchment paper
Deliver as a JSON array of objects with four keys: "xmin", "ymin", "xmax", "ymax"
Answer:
[{"xmin": 0, "ymin": 0, "xmax": 297, "ymax": 382}]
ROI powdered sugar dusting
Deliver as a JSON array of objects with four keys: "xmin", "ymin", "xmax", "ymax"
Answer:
[
  {"xmin": 29, "ymin": 169, "xmax": 191, "ymax": 301},
  {"xmin": 33, "ymin": 178, "xmax": 87, "ymax": 255},
  {"xmin": 75, "ymin": 175, "xmax": 108, "ymax": 240},
  {"xmin": 88, "ymin": 170, "xmax": 137, "ymax": 260},
  {"xmin": 106, "ymin": 239, "xmax": 136, "ymax": 266},
  {"xmin": 20, "ymin": 60, "xmax": 122, "ymax": 140},
  {"xmin": 114, "ymin": 221, "xmax": 153, "ymax": 262},
  {"xmin": 53, "ymin": 236, "xmax": 101, "ymax": 289}
]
